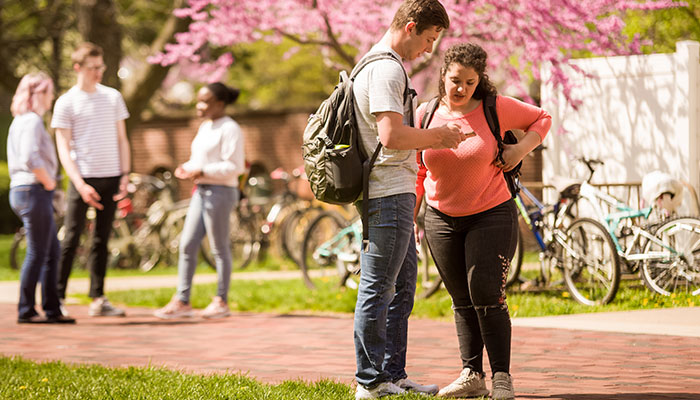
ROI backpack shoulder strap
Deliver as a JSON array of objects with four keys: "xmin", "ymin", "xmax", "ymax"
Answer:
[
  {"xmin": 420, "ymin": 97, "xmax": 440, "ymax": 129},
  {"xmin": 350, "ymin": 52, "xmax": 416, "ymax": 116},
  {"xmin": 483, "ymin": 94, "xmax": 505, "ymax": 164},
  {"xmin": 417, "ymin": 96, "xmax": 440, "ymax": 168}
]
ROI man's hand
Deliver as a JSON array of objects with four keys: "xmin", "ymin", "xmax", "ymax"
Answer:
[
  {"xmin": 433, "ymin": 123, "xmax": 472, "ymax": 149},
  {"xmin": 113, "ymin": 174, "xmax": 130, "ymax": 201},
  {"xmin": 77, "ymin": 182, "xmax": 103, "ymax": 210}
]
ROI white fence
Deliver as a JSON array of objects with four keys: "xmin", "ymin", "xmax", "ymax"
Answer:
[{"xmin": 540, "ymin": 41, "xmax": 699, "ymax": 211}]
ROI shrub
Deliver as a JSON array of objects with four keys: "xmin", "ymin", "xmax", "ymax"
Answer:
[{"xmin": 0, "ymin": 162, "xmax": 21, "ymax": 234}]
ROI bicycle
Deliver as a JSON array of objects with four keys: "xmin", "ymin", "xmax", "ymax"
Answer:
[
  {"xmin": 566, "ymin": 158, "xmax": 700, "ymax": 298},
  {"xmin": 300, "ymin": 209, "xmax": 432, "ymax": 292},
  {"xmin": 417, "ymin": 180, "xmax": 605, "ymax": 301}
]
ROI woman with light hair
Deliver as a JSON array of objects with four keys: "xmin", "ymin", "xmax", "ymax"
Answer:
[{"xmin": 8, "ymin": 72, "xmax": 75, "ymax": 324}]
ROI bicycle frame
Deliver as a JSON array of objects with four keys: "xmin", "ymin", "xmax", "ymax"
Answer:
[{"xmin": 312, "ymin": 218, "xmax": 362, "ymax": 265}]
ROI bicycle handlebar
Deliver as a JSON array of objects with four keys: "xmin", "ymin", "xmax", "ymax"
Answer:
[{"xmin": 575, "ymin": 157, "xmax": 604, "ymax": 182}]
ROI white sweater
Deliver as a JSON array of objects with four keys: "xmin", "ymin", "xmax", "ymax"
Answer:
[{"xmin": 182, "ymin": 116, "xmax": 245, "ymax": 187}]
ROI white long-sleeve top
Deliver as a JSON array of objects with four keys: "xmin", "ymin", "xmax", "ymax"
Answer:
[{"xmin": 182, "ymin": 116, "xmax": 246, "ymax": 187}]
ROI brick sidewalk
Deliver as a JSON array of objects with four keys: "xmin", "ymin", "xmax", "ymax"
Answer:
[{"xmin": 2, "ymin": 303, "xmax": 699, "ymax": 399}]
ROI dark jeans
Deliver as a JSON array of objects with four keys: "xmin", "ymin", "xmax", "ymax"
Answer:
[
  {"xmin": 9, "ymin": 184, "xmax": 62, "ymax": 319},
  {"xmin": 424, "ymin": 200, "xmax": 518, "ymax": 376},
  {"xmin": 57, "ymin": 176, "xmax": 120, "ymax": 299}
]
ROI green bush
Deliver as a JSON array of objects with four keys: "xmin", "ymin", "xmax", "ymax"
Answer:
[{"xmin": 0, "ymin": 162, "xmax": 21, "ymax": 234}]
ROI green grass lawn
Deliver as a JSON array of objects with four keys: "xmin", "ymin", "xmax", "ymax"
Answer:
[
  {"xmin": 92, "ymin": 273, "xmax": 697, "ymax": 320},
  {"xmin": 2, "ymin": 356, "xmax": 452, "ymax": 400}
]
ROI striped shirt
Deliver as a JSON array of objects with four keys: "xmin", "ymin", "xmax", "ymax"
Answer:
[{"xmin": 51, "ymin": 84, "xmax": 130, "ymax": 178}]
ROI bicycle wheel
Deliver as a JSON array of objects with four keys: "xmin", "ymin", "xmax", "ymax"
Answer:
[
  {"xmin": 301, "ymin": 211, "xmax": 354, "ymax": 289},
  {"xmin": 562, "ymin": 218, "xmax": 621, "ymax": 305},
  {"xmin": 641, "ymin": 217, "xmax": 700, "ymax": 296},
  {"xmin": 416, "ymin": 230, "xmax": 442, "ymax": 299},
  {"xmin": 280, "ymin": 207, "xmax": 324, "ymax": 266},
  {"xmin": 200, "ymin": 210, "xmax": 257, "ymax": 270},
  {"xmin": 231, "ymin": 213, "xmax": 257, "ymax": 270},
  {"xmin": 507, "ymin": 231, "xmax": 524, "ymax": 287}
]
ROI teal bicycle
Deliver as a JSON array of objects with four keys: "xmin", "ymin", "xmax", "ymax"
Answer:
[
  {"xmin": 565, "ymin": 158, "xmax": 700, "ymax": 300},
  {"xmin": 300, "ymin": 210, "xmax": 432, "ymax": 292}
]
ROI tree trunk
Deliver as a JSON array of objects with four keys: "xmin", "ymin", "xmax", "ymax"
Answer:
[
  {"xmin": 122, "ymin": 0, "xmax": 190, "ymax": 135},
  {"xmin": 75, "ymin": 0, "xmax": 122, "ymax": 90}
]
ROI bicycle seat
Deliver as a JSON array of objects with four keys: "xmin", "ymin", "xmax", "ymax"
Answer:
[{"xmin": 550, "ymin": 175, "xmax": 580, "ymax": 198}]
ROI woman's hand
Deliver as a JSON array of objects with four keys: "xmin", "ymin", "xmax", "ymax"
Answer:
[
  {"xmin": 494, "ymin": 144, "xmax": 525, "ymax": 172},
  {"xmin": 175, "ymin": 165, "xmax": 203, "ymax": 181}
]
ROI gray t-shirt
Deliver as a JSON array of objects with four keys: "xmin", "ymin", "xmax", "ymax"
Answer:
[{"xmin": 352, "ymin": 44, "xmax": 417, "ymax": 199}]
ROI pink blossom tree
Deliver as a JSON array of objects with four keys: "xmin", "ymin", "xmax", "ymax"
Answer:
[{"xmin": 150, "ymin": 0, "xmax": 682, "ymax": 106}]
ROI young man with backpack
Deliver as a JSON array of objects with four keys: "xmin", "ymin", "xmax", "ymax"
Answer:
[{"xmin": 351, "ymin": 1, "xmax": 466, "ymax": 398}]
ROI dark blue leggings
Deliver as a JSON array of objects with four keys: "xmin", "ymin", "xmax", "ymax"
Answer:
[{"xmin": 424, "ymin": 200, "xmax": 518, "ymax": 376}]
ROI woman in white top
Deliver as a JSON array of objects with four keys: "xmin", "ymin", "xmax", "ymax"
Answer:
[
  {"xmin": 155, "ymin": 82, "xmax": 245, "ymax": 319},
  {"xmin": 8, "ymin": 72, "xmax": 75, "ymax": 324}
]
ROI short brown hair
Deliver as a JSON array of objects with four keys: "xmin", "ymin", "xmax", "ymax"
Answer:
[
  {"xmin": 71, "ymin": 42, "xmax": 103, "ymax": 65},
  {"xmin": 390, "ymin": 0, "xmax": 450, "ymax": 34}
]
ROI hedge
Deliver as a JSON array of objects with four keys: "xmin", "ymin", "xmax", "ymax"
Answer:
[{"xmin": 0, "ymin": 162, "xmax": 22, "ymax": 234}]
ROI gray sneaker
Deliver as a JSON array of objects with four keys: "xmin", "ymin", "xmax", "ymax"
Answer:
[
  {"xmin": 355, "ymin": 381, "xmax": 405, "ymax": 399},
  {"xmin": 491, "ymin": 372, "xmax": 515, "ymax": 400},
  {"xmin": 394, "ymin": 378, "xmax": 438, "ymax": 395},
  {"xmin": 88, "ymin": 297, "xmax": 126, "ymax": 317},
  {"xmin": 437, "ymin": 368, "xmax": 489, "ymax": 398}
]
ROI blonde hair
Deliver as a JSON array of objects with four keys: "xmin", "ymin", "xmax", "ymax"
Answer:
[{"xmin": 10, "ymin": 72, "xmax": 54, "ymax": 117}]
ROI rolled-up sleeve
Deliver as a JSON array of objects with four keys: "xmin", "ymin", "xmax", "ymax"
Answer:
[{"xmin": 498, "ymin": 96, "xmax": 552, "ymax": 142}]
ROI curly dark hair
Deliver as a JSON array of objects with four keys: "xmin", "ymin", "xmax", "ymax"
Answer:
[
  {"xmin": 438, "ymin": 43, "xmax": 497, "ymax": 102},
  {"xmin": 207, "ymin": 82, "xmax": 240, "ymax": 105}
]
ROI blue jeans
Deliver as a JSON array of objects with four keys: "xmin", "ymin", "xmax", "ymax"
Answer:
[
  {"xmin": 10, "ymin": 185, "xmax": 62, "ymax": 319},
  {"xmin": 176, "ymin": 184, "xmax": 238, "ymax": 303},
  {"xmin": 354, "ymin": 193, "xmax": 417, "ymax": 388}
]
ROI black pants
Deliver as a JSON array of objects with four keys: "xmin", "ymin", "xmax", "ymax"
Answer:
[
  {"xmin": 424, "ymin": 200, "xmax": 518, "ymax": 376},
  {"xmin": 57, "ymin": 177, "xmax": 120, "ymax": 299}
]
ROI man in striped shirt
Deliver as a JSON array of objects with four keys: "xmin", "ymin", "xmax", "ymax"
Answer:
[{"xmin": 52, "ymin": 42, "xmax": 131, "ymax": 317}]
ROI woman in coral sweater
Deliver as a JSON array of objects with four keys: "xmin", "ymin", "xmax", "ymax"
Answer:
[{"xmin": 415, "ymin": 43, "xmax": 551, "ymax": 400}]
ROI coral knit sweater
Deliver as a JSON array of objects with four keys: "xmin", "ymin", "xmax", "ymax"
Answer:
[{"xmin": 416, "ymin": 95, "xmax": 551, "ymax": 217}]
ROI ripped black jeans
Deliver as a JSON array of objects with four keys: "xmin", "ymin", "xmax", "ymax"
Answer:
[{"xmin": 424, "ymin": 200, "xmax": 518, "ymax": 376}]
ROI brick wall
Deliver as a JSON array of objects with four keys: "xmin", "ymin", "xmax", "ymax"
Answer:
[{"xmin": 130, "ymin": 110, "xmax": 312, "ymax": 199}]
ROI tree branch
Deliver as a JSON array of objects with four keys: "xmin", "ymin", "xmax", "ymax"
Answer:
[{"xmin": 123, "ymin": 0, "xmax": 191, "ymax": 135}]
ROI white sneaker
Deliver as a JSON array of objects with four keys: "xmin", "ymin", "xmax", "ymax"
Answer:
[
  {"xmin": 88, "ymin": 297, "xmax": 126, "ymax": 317},
  {"xmin": 153, "ymin": 298, "xmax": 194, "ymax": 319},
  {"xmin": 394, "ymin": 378, "xmax": 438, "ymax": 395},
  {"xmin": 59, "ymin": 298, "xmax": 69, "ymax": 317},
  {"xmin": 437, "ymin": 368, "xmax": 489, "ymax": 398},
  {"xmin": 491, "ymin": 372, "xmax": 515, "ymax": 400},
  {"xmin": 355, "ymin": 381, "xmax": 405, "ymax": 399},
  {"xmin": 200, "ymin": 296, "xmax": 230, "ymax": 319}
]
